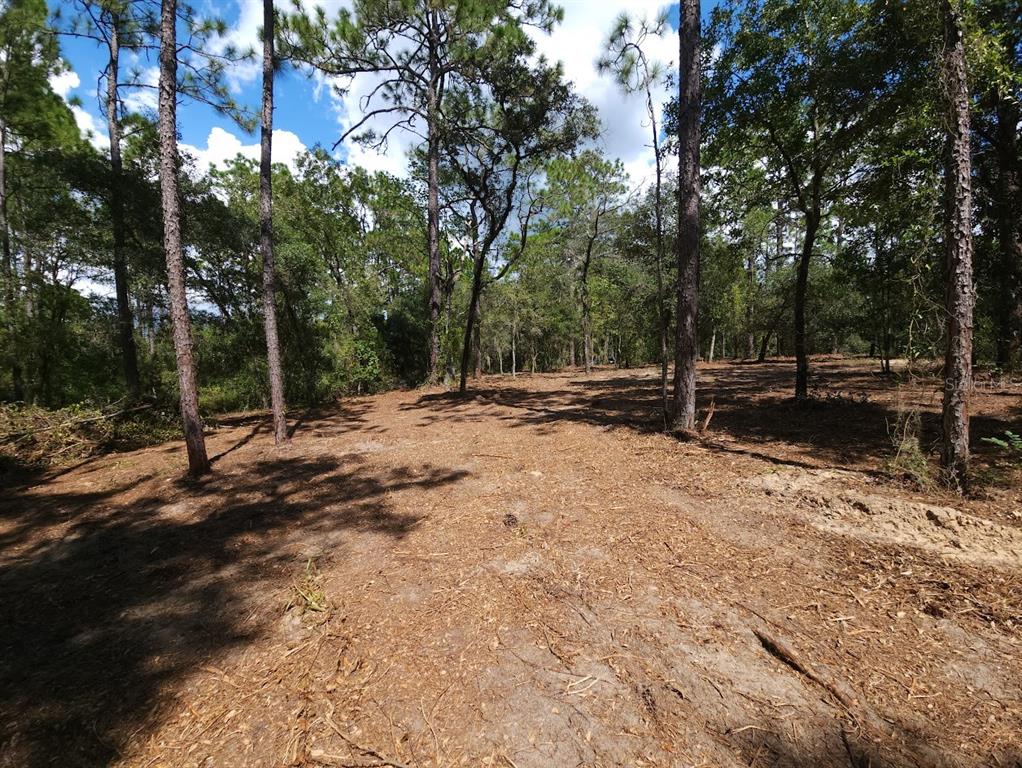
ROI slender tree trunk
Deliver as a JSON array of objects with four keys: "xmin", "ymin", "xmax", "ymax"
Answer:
[
  {"xmin": 940, "ymin": 0, "xmax": 974, "ymax": 489},
  {"xmin": 757, "ymin": 330, "xmax": 771, "ymax": 362},
  {"xmin": 473, "ymin": 307, "xmax": 482, "ymax": 379},
  {"xmin": 672, "ymin": 0, "xmax": 701, "ymax": 431},
  {"xmin": 745, "ymin": 252, "xmax": 756, "ymax": 360},
  {"xmin": 159, "ymin": 0, "xmax": 209, "ymax": 475},
  {"xmin": 511, "ymin": 307, "xmax": 517, "ymax": 377},
  {"xmin": 581, "ymin": 266, "xmax": 593, "ymax": 374},
  {"xmin": 105, "ymin": 15, "xmax": 141, "ymax": 399},
  {"xmin": 993, "ymin": 99, "xmax": 1021, "ymax": 371},
  {"xmin": 459, "ymin": 247, "xmax": 484, "ymax": 394},
  {"xmin": 775, "ymin": 202, "xmax": 785, "ymax": 263},
  {"xmin": 425, "ymin": 13, "xmax": 442, "ymax": 385},
  {"xmin": 708, "ymin": 330, "xmax": 716, "ymax": 362},
  {"xmin": 794, "ymin": 213, "xmax": 819, "ymax": 400},
  {"xmin": 260, "ymin": 0, "xmax": 288, "ymax": 445},
  {"xmin": 645, "ymin": 80, "xmax": 670, "ymax": 424},
  {"xmin": 0, "ymin": 125, "xmax": 23, "ymax": 401}
]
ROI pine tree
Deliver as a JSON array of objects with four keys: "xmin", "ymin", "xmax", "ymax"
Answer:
[
  {"xmin": 673, "ymin": 0, "xmax": 701, "ymax": 430},
  {"xmin": 158, "ymin": 0, "xmax": 209, "ymax": 474},
  {"xmin": 260, "ymin": 0, "xmax": 288, "ymax": 444},
  {"xmin": 940, "ymin": 0, "xmax": 975, "ymax": 488}
]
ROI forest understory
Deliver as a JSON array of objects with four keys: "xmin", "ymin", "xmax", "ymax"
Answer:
[{"xmin": 1, "ymin": 358, "xmax": 1020, "ymax": 768}]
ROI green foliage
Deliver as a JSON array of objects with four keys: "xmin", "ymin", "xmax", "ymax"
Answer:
[{"xmin": 982, "ymin": 431, "xmax": 1022, "ymax": 456}]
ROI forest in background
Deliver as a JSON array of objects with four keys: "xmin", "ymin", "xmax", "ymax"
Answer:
[{"xmin": 0, "ymin": 0, "xmax": 1019, "ymax": 484}]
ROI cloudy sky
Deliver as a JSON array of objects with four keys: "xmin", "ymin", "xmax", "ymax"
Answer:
[{"xmin": 55, "ymin": 0, "xmax": 682, "ymax": 191}]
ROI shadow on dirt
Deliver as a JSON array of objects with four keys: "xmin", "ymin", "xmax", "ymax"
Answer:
[
  {"xmin": 0, "ymin": 450, "xmax": 468, "ymax": 767},
  {"xmin": 406, "ymin": 360, "xmax": 1020, "ymax": 473}
]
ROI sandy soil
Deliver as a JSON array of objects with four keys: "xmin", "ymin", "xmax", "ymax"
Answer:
[{"xmin": 1, "ymin": 358, "xmax": 1020, "ymax": 767}]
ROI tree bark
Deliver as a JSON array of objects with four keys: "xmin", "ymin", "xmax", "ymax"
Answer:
[
  {"xmin": 940, "ymin": 0, "xmax": 974, "ymax": 489},
  {"xmin": 459, "ymin": 245, "xmax": 484, "ymax": 393},
  {"xmin": 645, "ymin": 61, "xmax": 670, "ymax": 424},
  {"xmin": 261, "ymin": 0, "xmax": 288, "ymax": 445},
  {"xmin": 794, "ymin": 212, "xmax": 818, "ymax": 400},
  {"xmin": 511, "ymin": 306, "xmax": 517, "ymax": 377},
  {"xmin": 672, "ymin": 0, "xmax": 701, "ymax": 431},
  {"xmin": 425, "ymin": 11, "xmax": 443, "ymax": 385},
  {"xmin": 159, "ymin": 0, "xmax": 209, "ymax": 476},
  {"xmin": 104, "ymin": 13, "xmax": 141, "ymax": 400},
  {"xmin": 581, "ymin": 288, "xmax": 592, "ymax": 373},
  {"xmin": 473, "ymin": 304, "xmax": 482, "ymax": 379},
  {"xmin": 0, "ymin": 124, "xmax": 23, "ymax": 401},
  {"xmin": 993, "ymin": 98, "xmax": 1021, "ymax": 371},
  {"xmin": 581, "ymin": 247, "xmax": 594, "ymax": 374},
  {"xmin": 757, "ymin": 330, "xmax": 771, "ymax": 363}
]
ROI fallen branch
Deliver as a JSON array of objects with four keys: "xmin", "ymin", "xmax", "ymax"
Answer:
[
  {"xmin": 753, "ymin": 628, "xmax": 855, "ymax": 709},
  {"xmin": 3, "ymin": 402, "xmax": 154, "ymax": 445}
]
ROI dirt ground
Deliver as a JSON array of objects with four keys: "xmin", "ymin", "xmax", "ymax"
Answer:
[{"xmin": 1, "ymin": 357, "xmax": 1020, "ymax": 768}]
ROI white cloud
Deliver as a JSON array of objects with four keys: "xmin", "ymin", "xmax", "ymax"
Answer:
[
  {"xmin": 71, "ymin": 105, "xmax": 111, "ymax": 151},
  {"xmin": 344, "ymin": 141, "xmax": 409, "ymax": 177},
  {"xmin": 530, "ymin": 1, "xmax": 677, "ymax": 192},
  {"xmin": 181, "ymin": 126, "xmax": 308, "ymax": 175},
  {"xmin": 49, "ymin": 69, "xmax": 80, "ymax": 99}
]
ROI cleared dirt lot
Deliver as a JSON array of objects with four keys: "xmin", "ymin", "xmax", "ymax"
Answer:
[{"xmin": 1, "ymin": 358, "xmax": 1020, "ymax": 767}]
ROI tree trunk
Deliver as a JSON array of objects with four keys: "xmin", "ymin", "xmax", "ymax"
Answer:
[
  {"xmin": 425, "ymin": 13, "xmax": 442, "ymax": 385},
  {"xmin": 757, "ymin": 329, "xmax": 771, "ymax": 363},
  {"xmin": 940, "ymin": 0, "xmax": 974, "ymax": 489},
  {"xmin": 105, "ymin": 14, "xmax": 141, "ymax": 399},
  {"xmin": 745, "ymin": 253, "xmax": 756, "ymax": 360},
  {"xmin": 794, "ymin": 212, "xmax": 818, "ymax": 400},
  {"xmin": 581, "ymin": 273, "xmax": 593, "ymax": 374},
  {"xmin": 260, "ymin": 0, "xmax": 288, "ymax": 445},
  {"xmin": 511, "ymin": 309, "xmax": 517, "ymax": 377},
  {"xmin": 647, "ymin": 78, "xmax": 670, "ymax": 424},
  {"xmin": 672, "ymin": 0, "xmax": 701, "ymax": 431},
  {"xmin": 473, "ymin": 311, "xmax": 482, "ymax": 379},
  {"xmin": 459, "ymin": 247, "xmax": 484, "ymax": 393},
  {"xmin": 993, "ymin": 98, "xmax": 1021, "ymax": 371},
  {"xmin": 0, "ymin": 125, "xmax": 23, "ymax": 401},
  {"xmin": 159, "ymin": 0, "xmax": 209, "ymax": 476},
  {"xmin": 708, "ymin": 329, "xmax": 716, "ymax": 362}
]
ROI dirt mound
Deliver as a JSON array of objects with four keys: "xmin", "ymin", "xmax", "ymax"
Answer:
[{"xmin": 751, "ymin": 469, "xmax": 1022, "ymax": 569}]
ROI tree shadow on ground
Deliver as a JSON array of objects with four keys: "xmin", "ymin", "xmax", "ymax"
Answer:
[
  {"xmin": 406, "ymin": 361, "xmax": 1020, "ymax": 474},
  {"xmin": 0, "ymin": 451, "xmax": 468, "ymax": 767}
]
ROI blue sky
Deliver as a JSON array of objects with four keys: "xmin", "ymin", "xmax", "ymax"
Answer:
[{"xmin": 52, "ymin": 1, "xmax": 684, "ymax": 187}]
